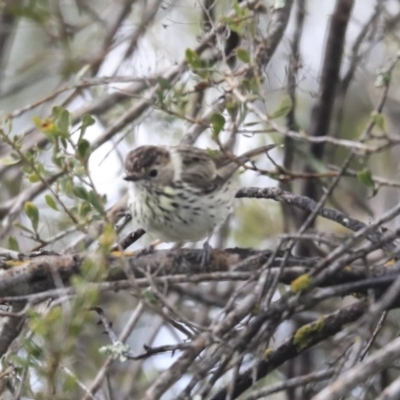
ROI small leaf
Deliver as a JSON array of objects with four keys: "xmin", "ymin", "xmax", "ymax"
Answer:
[
  {"xmin": 371, "ymin": 111, "xmax": 386, "ymax": 133},
  {"xmin": 8, "ymin": 236, "xmax": 19, "ymax": 251},
  {"xmin": 24, "ymin": 201, "xmax": 39, "ymax": 231},
  {"xmin": 1, "ymin": 158, "xmax": 20, "ymax": 166},
  {"xmin": 357, "ymin": 168, "xmax": 375, "ymax": 189},
  {"xmin": 27, "ymin": 173, "xmax": 41, "ymax": 183},
  {"xmin": 206, "ymin": 148, "xmax": 221, "ymax": 159},
  {"xmin": 236, "ymin": 48, "xmax": 250, "ymax": 63},
  {"xmin": 209, "ymin": 113, "xmax": 226, "ymax": 137},
  {"xmin": 375, "ymin": 70, "xmax": 390, "ymax": 88},
  {"xmin": 73, "ymin": 186, "xmax": 89, "ymax": 200},
  {"xmin": 45, "ymin": 194, "xmax": 58, "ymax": 211},
  {"xmin": 81, "ymin": 114, "xmax": 95, "ymax": 129},
  {"xmin": 52, "ymin": 106, "xmax": 63, "ymax": 119},
  {"xmin": 185, "ymin": 48, "xmax": 202, "ymax": 69},
  {"xmin": 157, "ymin": 77, "xmax": 172, "ymax": 90},
  {"xmin": 57, "ymin": 109, "xmax": 70, "ymax": 134},
  {"xmin": 52, "ymin": 152, "xmax": 64, "ymax": 168},
  {"xmin": 77, "ymin": 139, "xmax": 91, "ymax": 161},
  {"xmin": 88, "ymin": 191, "xmax": 104, "ymax": 214},
  {"xmin": 78, "ymin": 202, "xmax": 92, "ymax": 217},
  {"xmin": 79, "ymin": 114, "xmax": 95, "ymax": 140},
  {"xmin": 269, "ymin": 95, "xmax": 293, "ymax": 119}
]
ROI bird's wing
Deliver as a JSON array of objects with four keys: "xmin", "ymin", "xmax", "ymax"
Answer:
[
  {"xmin": 175, "ymin": 144, "xmax": 277, "ymax": 193},
  {"xmin": 175, "ymin": 146, "xmax": 221, "ymax": 192}
]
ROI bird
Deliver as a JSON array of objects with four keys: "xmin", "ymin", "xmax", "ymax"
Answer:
[{"xmin": 123, "ymin": 143, "xmax": 276, "ymax": 264}]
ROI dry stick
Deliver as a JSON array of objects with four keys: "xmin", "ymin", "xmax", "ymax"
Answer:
[
  {"xmin": 299, "ymin": 0, "xmax": 355, "ymax": 230},
  {"xmin": 82, "ymin": 301, "xmax": 144, "ymax": 400},
  {"xmin": 376, "ymin": 373, "xmax": 400, "ymax": 400},
  {"xmin": 0, "ymin": 302, "xmax": 26, "ymax": 358},
  {"xmin": 182, "ymin": 4, "xmax": 297, "ymax": 395},
  {"xmin": 281, "ymin": 0, "xmax": 306, "ymax": 232},
  {"xmin": 210, "ymin": 301, "xmax": 368, "ymax": 400},
  {"xmin": 119, "ymin": 0, "xmax": 164, "ymax": 66},
  {"xmin": 208, "ymin": 201, "xmax": 400, "ymax": 398},
  {"xmin": 141, "ymin": 4, "xmax": 295, "ymax": 398},
  {"xmin": 305, "ymin": 50, "xmax": 400, "ymax": 257},
  {"xmin": 61, "ymin": 366, "xmax": 97, "ymax": 400},
  {"xmin": 359, "ymin": 311, "xmax": 387, "ymax": 361},
  {"xmin": 110, "ymin": 228, "xmax": 145, "ymax": 251},
  {"xmin": 0, "ymin": 5, "xmax": 16, "ymax": 89},
  {"xmin": 0, "ymin": 171, "xmax": 64, "ymax": 220},
  {"xmin": 242, "ymin": 369, "xmax": 335, "ymax": 400},
  {"xmin": 328, "ymin": 164, "xmax": 400, "ymax": 189},
  {"xmin": 236, "ymin": 187, "xmax": 397, "ymax": 254},
  {"xmin": 331, "ymin": 1, "xmax": 384, "ymax": 139},
  {"xmin": 90, "ymin": 0, "xmax": 137, "ymax": 76},
  {"xmin": 312, "ymin": 334, "xmax": 400, "ymax": 400}
]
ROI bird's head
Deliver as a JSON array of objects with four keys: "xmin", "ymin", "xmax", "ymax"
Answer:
[{"xmin": 123, "ymin": 145, "xmax": 174, "ymax": 186}]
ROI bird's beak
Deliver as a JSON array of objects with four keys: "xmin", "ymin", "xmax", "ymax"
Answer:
[{"xmin": 123, "ymin": 173, "xmax": 142, "ymax": 181}]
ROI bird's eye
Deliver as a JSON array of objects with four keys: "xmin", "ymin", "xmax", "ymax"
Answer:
[{"xmin": 149, "ymin": 169, "xmax": 158, "ymax": 178}]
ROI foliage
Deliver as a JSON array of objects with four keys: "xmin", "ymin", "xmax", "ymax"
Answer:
[{"xmin": 1, "ymin": 1, "xmax": 400, "ymax": 400}]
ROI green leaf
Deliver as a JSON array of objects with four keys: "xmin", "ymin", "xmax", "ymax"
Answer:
[
  {"xmin": 81, "ymin": 114, "xmax": 95, "ymax": 129},
  {"xmin": 210, "ymin": 113, "xmax": 226, "ymax": 137},
  {"xmin": 1, "ymin": 158, "xmax": 20, "ymax": 166},
  {"xmin": 357, "ymin": 168, "xmax": 374, "ymax": 189},
  {"xmin": 88, "ymin": 191, "xmax": 104, "ymax": 214},
  {"xmin": 59, "ymin": 109, "xmax": 70, "ymax": 131},
  {"xmin": 8, "ymin": 236, "xmax": 19, "ymax": 251},
  {"xmin": 45, "ymin": 194, "xmax": 58, "ymax": 211},
  {"xmin": 157, "ymin": 77, "xmax": 172, "ymax": 90},
  {"xmin": 375, "ymin": 70, "xmax": 390, "ymax": 88},
  {"xmin": 206, "ymin": 148, "xmax": 220, "ymax": 159},
  {"xmin": 77, "ymin": 202, "xmax": 92, "ymax": 217},
  {"xmin": 371, "ymin": 111, "xmax": 386, "ymax": 133},
  {"xmin": 79, "ymin": 114, "xmax": 95, "ymax": 140},
  {"xmin": 77, "ymin": 139, "xmax": 91, "ymax": 161},
  {"xmin": 73, "ymin": 186, "xmax": 89, "ymax": 201},
  {"xmin": 52, "ymin": 106, "xmax": 63, "ymax": 119},
  {"xmin": 269, "ymin": 95, "xmax": 293, "ymax": 119},
  {"xmin": 63, "ymin": 375, "xmax": 77, "ymax": 392},
  {"xmin": 52, "ymin": 152, "xmax": 64, "ymax": 168},
  {"xmin": 185, "ymin": 48, "xmax": 202, "ymax": 69},
  {"xmin": 24, "ymin": 201, "xmax": 39, "ymax": 231},
  {"xmin": 236, "ymin": 48, "xmax": 250, "ymax": 63},
  {"xmin": 27, "ymin": 173, "xmax": 41, "ymax": 183}
]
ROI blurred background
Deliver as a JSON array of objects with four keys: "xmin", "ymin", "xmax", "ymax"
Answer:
[{"xmin": 1, "ymin": 0, "xmax": 400, "ymax": 399}]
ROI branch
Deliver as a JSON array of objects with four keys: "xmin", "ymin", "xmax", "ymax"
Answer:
[
  {"xmin": 210, "ymin": 301, "xmax": 368, "ymax": 400},
  {"xmin": 236, "ymin": 187, "xmax": 398, "ymax": 254},
  {"xmin": 313, "ymin": 333, "xmax": 400, "ymax": 400}
]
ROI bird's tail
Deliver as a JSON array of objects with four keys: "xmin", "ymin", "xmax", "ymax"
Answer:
[
  {"xmin": 217, "ymin": 144, "xmax": 277, "ymax": 180},
  {"xmin": 237, "ymin": 144, "xmax": 278, "ymax": 163}
]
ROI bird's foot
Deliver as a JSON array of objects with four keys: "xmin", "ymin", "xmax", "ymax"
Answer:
[{"xmin": 199, "ymin": 241, "xmax": 213, "ymax": 267}]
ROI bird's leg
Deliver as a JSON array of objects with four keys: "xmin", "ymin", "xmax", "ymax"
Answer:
[{"xmin": 200, "ymin": 235, "xmax": 213, "ymax": 266}]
